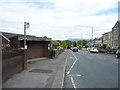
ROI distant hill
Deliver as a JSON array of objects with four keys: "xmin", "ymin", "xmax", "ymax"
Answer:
[{"xmin": 67, "ymin": 38, "xmax": 90, "ymax": 41}]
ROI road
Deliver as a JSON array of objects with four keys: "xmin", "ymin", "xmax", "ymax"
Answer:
[{"xmin": 65, "ymin": 50, "xmax": 118, "ymax": 88}]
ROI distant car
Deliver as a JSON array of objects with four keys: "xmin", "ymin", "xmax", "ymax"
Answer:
[
  {"xmin": 116, "ymin": 49, "xmax": 120, "ymax": 58},
  {"xmin": 90, "ymin": 47, "xmax": 99, "ymax": 53},
  {"xmin": 72, "ymin": 47, "xmax": 78, "ymax": 52},
  {"xmin": 70, "ymin": 48, "xmax": 74, "ymax": 51}
]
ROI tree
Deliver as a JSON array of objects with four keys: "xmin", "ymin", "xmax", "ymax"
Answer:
[
  {"xmin": 44, "ymin": 36, "xmax": 47, "ymax": 38},
  {"xmin": 64, "ymin": 40, "xmax": 72, "ymax": 49},
  {"xmin": 61, "ymin": 41, "xmax": 67, "ymax": 48},
  {"xmin": 57, "ymin": 40, "xmax": 62, "ymax": 44},
  {"xmin": 77, "ymin": 40, "xmax": 82, "ymax": 46},
  {"xmin": 84, "ymin": 44, "xmax": 89, "ymax": 48},
  {"xmin": 73, "ymin": 41, "xmax": 77, "ymax": 47},
  {"xmin": 77, "ymin": 40, "xmax": 88, "ymax": 46},
  {"xmin": 53, "ymin": 43, "xmax": 60, "ymax": 49},
  {"xmin": 102, "ymin": 44, "xmax": 106, "ymax": 49},
  {"xmin": 78, "ymin": 45, "xmax": 82, "ymax": 49}
]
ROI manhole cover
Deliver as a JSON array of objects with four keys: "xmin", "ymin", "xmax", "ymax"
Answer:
[{"xmin": 29, "ymin": 69, "xmax": 53, "ymax": 73}]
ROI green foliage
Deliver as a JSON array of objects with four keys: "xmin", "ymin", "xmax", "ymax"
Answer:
[
  {"xmin": 106, "ymin": 47, "xmax": 112, "ymax": 52},
  {"xmin": 61, "ymin": 41, "xmax": 67, "ymax": 48},
  {"xmin": 97, "ymin": 45, "xmax": 103, "ymax": 49},
  {"xmin": 102, "ymin": 44, "xmax": 106, "ymax": 49},
  {"xmin": 82, "ymin": 40, "xmax": 88, "ymax": 46},
  {"xmin": 84, "ymin": 44, "xmax": 89, "ymax": 48},
  {"xmin": 53, "ymin": 43, "xmax": 60, "ymax": 49},
  {"xmin": 65, "ymin": 40, "xmax": 72, "ymax": 48},
  {"xmin": 77, "ymin": 40, "xmax": 82, "ymax": 46},
  {"xmin": 118, "ymin": 44, "xmax": 120, "ymax": 49},
  {"xmin": 77, "ymin": 40, "xmax": 88, "ymax": 46},
  {"xmin": 57, "ymin": 40, "xmax": 62, "ymax": 44},
  {"xmin": 73, "ymin": 41, "xmax": 77, "ymax": 47},
  {"xmin": 77, "ymin": 45, "xmax": 82, "ymax": 49},
  {"xmin": 56, "ymin": 39, "xmax": 88, "ymax": 49}
]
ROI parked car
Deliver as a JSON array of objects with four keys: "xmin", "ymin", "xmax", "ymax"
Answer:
[
  {"xmin": 72, "ymin": 47, "xmax": 78, "ymax": 52},
  {"xmin": 87, "ymin": 48, "xmax": 90, "ymax": 51},
  {"xmin": 90, "ymin": 47, "xmax": 99, "ymax": 53},
  {"xmin": 116, "ymin": 49, "xmax": 120, "ymax": 58}
]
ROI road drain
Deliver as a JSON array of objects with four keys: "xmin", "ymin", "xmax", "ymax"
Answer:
[{"xmin": 29, "ymin": 69, "xmax": 53, "ymax": 73}]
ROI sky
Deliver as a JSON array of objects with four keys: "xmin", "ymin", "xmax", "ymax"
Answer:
[{"xmin": 0, "ymin": 0, "xmax": 119, "ymax": 40}]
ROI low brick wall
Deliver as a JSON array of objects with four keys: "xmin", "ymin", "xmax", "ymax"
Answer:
[
  {"xmin": 50, "ymin": 49, "xmax": 64, "ymax": 58},
  {"xmin": 2, "ymin": 49, "xmax": 27, "ymax": 82},
  {"xmin": 54, "ymin": 49, "xmax": 64, "ymax": 57}
]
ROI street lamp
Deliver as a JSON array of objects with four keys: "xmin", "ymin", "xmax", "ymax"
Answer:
[{"xmin": 24, "ymin": 22, "xmax": 30, "ymax": 49}]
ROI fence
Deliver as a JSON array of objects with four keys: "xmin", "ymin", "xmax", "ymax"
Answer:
[{"xmin": 2, "ymin": 48, "xmax": 27, "ymax": 82}]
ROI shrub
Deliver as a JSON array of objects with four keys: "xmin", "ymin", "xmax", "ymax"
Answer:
[
  {"xmin": 102, "ymin": 44, "xmax": 106, "ymax": 49},
  {"xmin": 97, "ymin": 46, "xmax": 103, "ymax": 49},
  {"xmin": 106, "ymin": 47, "xmax": 112, "ymax": 52},
  {"xmin": 84, "ymin": 45, "xmax": 89, "ymax": 48},
  {"xmin": 53, "ymin": 43, "xmax": 60, "ymax": 49},
  {"xmin": 77, "ymin": 45, "xmax": 82, "ymax": 49},
  {"xmin": 118, "ymin": 44, "xmax": 120, "ymax": 49}
]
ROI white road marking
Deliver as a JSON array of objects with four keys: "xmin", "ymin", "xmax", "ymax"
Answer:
[
  {"xmin": 67, "ymin": 59, "xmax": 77, "ymax": 75},
  {"xmin": 70, "ymin": 57, "xmax": 74, "ymax": 59},
  {"xmin": 67, "ymin": 50, "xmax": 79, "ymax": 89},
  {"xmin": 116, "ymin": 62, "xmax": 118, "ymax": 63},
  {"xmin": 70, "ymin": 77, "xmax": 77, "ymax": 89},
  {"xmin": 67, "ymin": 51, "xmax": 78, "ymax": 75},
  {"xmin": 68, "ymin": 74, "xmax": 82, "ymax": 77}
]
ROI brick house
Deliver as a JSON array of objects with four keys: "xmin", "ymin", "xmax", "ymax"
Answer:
[
  {"xmin": 0, "ymin": 32, "xmax": 35, "ymax": 48},
  {"xmin": 0, "ymin": 33, "xmax": 10, "ymax": 48},
  {"xmin": 10, "ymin": 35, "xmax": 52, "ymax": 59}
]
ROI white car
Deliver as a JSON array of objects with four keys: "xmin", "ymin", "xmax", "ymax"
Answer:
[{"xmin": 90, "ymin": 47, "xmax": 99, "ymax": 53}]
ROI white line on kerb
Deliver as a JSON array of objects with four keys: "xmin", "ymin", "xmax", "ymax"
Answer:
[{"xmin": 70, "ymin": 77, "xmax": 77, "ymax": 89}]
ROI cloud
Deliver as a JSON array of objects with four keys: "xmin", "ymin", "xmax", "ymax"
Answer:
[{"xmin": 0, "ymin": 0, "xmax": 119, "ymax": 40}]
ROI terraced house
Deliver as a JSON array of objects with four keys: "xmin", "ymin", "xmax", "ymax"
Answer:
[
  {"xmin": 112, "ymin": 21, "xmax": 120, "ymax": 48},
  {"xmin": 102, "ymin": 21, "xmax": 120, "ymax": 49}
]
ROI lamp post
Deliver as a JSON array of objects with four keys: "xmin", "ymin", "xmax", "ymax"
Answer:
[{"xmin": 24, "ymin": 22, "xmax": 29, "ymax": 49}]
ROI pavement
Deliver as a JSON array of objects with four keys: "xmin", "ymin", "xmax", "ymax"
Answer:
[
  {"xmin": 65, "ymin": 50, "xmax": 118, "ymax": 88},
  {"xmin": 2, "ymin": 50, "xmax": 68, "ymax": 89}
]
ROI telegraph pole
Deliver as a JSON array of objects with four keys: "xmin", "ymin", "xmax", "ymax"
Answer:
[
  {"xmin": 81, "ymin": 36, "xmax": 83, "ymax": 49},
  {"xmin": 91, "ymin": 26, "xmax": 93, "ymax": 47}
]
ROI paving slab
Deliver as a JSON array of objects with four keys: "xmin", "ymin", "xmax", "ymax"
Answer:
[{"xmin": 2, "ymin": 50, "xmax": 68, "ymax": 89}]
